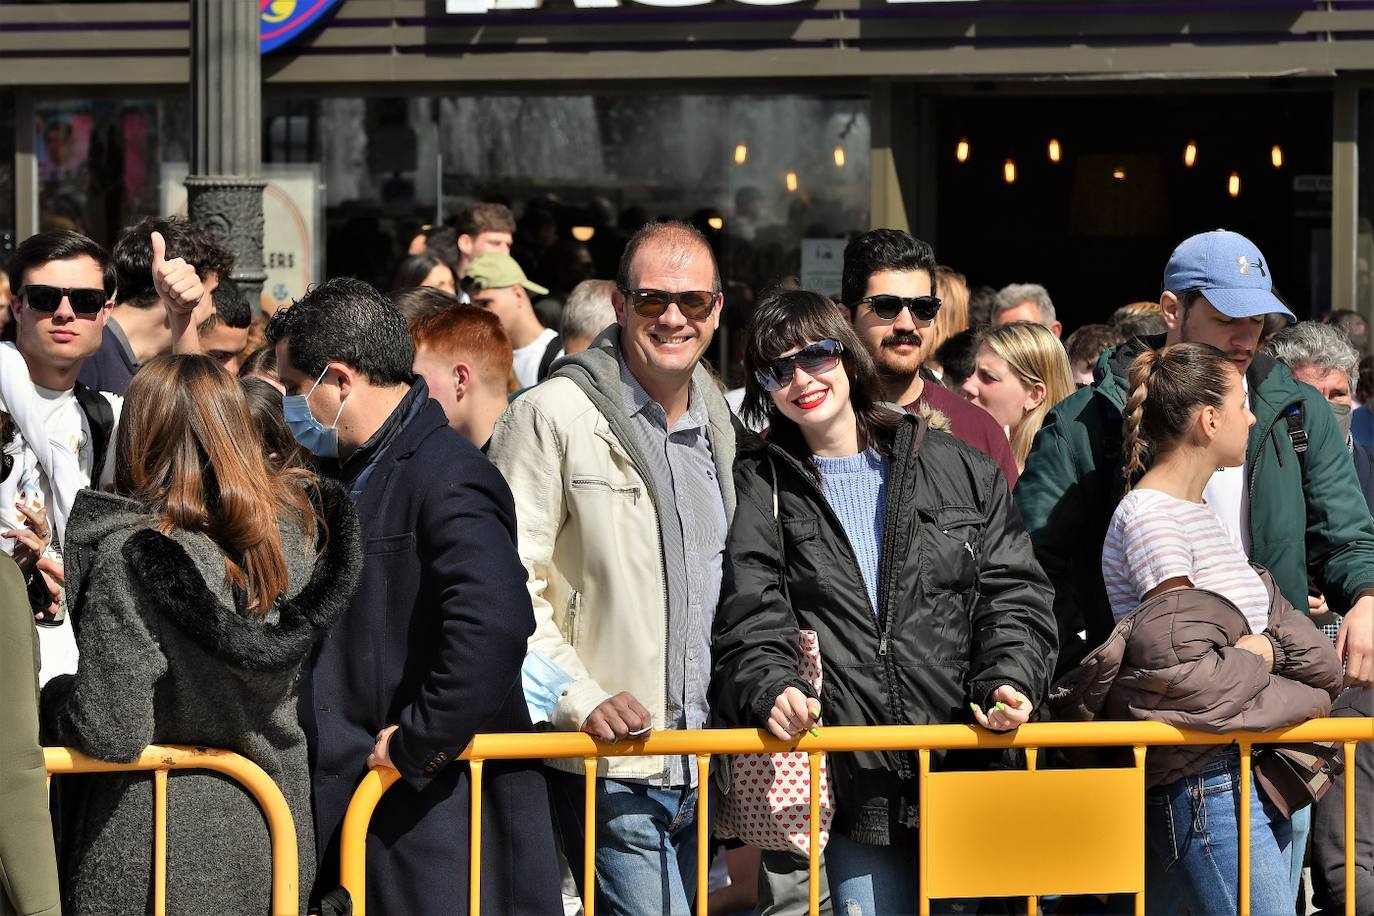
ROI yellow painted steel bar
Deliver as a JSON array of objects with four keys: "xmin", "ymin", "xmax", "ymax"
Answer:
[
  {"xmin": 44, "ymin": 745, "xmax": 299, "ymax": 916},
  {"xmin": 1133, "ymin": 746, "xmax": 1147, "ymax": 916},
  {"xmin": 153, "ymin": 768, "xmax": 168, "ymax": 916},
  {"xmin": 461, "ymin": 719, "xmax": 1374, "ymax": 760},
  {"xmin": 339, "ymin": 766, "xmax": 401, "ymax": 916},
  {"xmin": 696, "ymin": 755, "xmax": 710, "ymax": 916},
  {"xmin": 918, "ymin": 748, "xmax": 931, "ymax": 916},
  {"xmin": 470, "ymin": 759, "xmax": 484, "ymax": 916},
  {"xmin": 808, "ymin": 750, "xmax": 822, "ymax": 916},
  {"xmin": 1347, "ymin": 742, "xmax": 1358, "ymax": 916},
  {"xmin": 1239, "ymin": 741, "xmax": 1252, "ymax": 916},
  {"xmin": 584, "ymin": 758, "xmax": 598, "ymax": 916}
]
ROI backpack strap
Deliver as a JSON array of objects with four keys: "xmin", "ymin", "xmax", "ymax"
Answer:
[
  {"xmin": 73, "ymin": 382, "xmax": 114, "ymax": 484},
  {"xmin": 1283, "ymin": 402, "xmax": 1308, "ymax": 471},
  {"xmin": 536, "ymin": 334, "xmax": 563, "ymax": 382}
]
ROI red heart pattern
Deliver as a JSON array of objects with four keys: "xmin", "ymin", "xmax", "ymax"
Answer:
[{"xmin": 714, "ymin": 631, "xmax": 835, "ymax": 855}]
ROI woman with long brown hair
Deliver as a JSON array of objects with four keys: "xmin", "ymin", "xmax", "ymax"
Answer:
[{"xmin": 40, "ymin": 354, "xmax": 361, "ymax": 915}]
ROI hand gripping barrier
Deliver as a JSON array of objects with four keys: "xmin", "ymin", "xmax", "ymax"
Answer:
[
  {"xmin": 44, "ymin": 745, "xmax": 299, "ymax": 916},
  {"xmin": 339, "ymin": 719, "xmax": 1374, "ymax": 916}
]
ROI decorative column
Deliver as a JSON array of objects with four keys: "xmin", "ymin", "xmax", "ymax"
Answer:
[{"xmin": 186, "ymin": 0, "xmax": 267, "ymax": 312}]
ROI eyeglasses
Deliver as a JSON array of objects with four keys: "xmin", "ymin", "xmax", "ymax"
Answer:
[
  {"xmin": 618, "ymin": 288, "xmax": 719, "ymax": 321},
  {"xmin": 20, "ymin": 284, "xmax": 107, "ymax": 317},
  {"xmin": 856, "ymin": 294, "xmax": 942, "ymax": 322},
  {"xmin": 754, "ymin": 339, "xmax": 844, "ymax": 392}
]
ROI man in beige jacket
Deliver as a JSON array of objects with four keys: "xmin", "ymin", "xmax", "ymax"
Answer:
[{"xmin": 487, "ymin": 220, "xmax": 735, "ymax": 916}]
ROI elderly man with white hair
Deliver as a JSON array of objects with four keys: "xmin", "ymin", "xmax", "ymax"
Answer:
[{"xmin": 993, "ymin": 282, "xmax": 1062, "ymax": 338}]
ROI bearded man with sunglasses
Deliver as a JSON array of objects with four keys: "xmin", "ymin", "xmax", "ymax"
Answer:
[
  {"xmin": 843, "ymin": 229, "xmax": 1021, "ymax": 487},
  {"xmin": 488, "ymin": 220, "xmax": 736, "ymax": 916}
]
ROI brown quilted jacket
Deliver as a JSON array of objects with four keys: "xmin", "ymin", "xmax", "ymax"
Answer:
[{"xmin": 1049, "ymin": 568, "xmax": 1343, "ymax": 787}]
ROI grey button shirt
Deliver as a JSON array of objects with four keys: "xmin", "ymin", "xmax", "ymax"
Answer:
[{"xmin": 619, "ymin": 358, "xmax": 727, "ymax": 787}]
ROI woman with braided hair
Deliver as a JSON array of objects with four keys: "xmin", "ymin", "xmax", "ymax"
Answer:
[{"xmin": 1054, "ymin": 341, "xmax": 1343, "ymax": 914}]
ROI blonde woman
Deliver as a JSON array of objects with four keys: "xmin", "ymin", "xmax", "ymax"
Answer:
[
  {"xmin": 923, "ymin": 265, "xmax": 970, "ymax": 380},
  {"xmin": 962, "ymin": 321, "xmax": 1074, "ymax": 471}
]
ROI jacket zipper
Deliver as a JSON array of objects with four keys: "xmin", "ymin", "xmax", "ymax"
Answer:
[
  {"xmin": 565, "ymin": 590, "xmax": 582, "ymax": 645},
  {"xmin": 570, "ymin": 477, "xmax": 641, "ymax": 503}
]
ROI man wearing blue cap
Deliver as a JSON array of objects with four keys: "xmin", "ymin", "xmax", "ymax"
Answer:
[{"xmin": 1018, "ymin": 228, "xmax": 1374, "ymax": 687}]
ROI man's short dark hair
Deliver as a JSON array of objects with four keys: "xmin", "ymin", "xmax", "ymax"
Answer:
[
  {"xmin": 8, "ymin": 230, "xmax": 115, "ymax": 297},
  {"xmin": 391, "ymin": 285, "xmax": 459, "ymax": 327},
  {"xmin": 455, "ymin": 202, "xmax": 515, "ymax": 238},
  {"xmin": 266, "ymin": 277, "xmax": 414, "ymax": 385},
  {"xmin": 199, "ymin": 274, "xmax": 252, "ymax": 335},
  {"xmin": 933, "ymin": 328, "xmax": 978, "ymax": 391},
  {"xmin": 840, "ymin": 229, "xmax": 937, "ymax": 307},
  {"xmin": 1064, "ymin": 323, "xmax": 1124, "ymax": 369},
  {"xmin": 113, "ymin": 216, "xmax": 234, "ymax": 308},
  {"xmin": 615, "ymin": 220, "xmax": 721, "ymax": 293}
]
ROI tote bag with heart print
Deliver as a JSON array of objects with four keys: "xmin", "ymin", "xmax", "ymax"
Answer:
[{"xmin": 713, "ymin": 629, "xmax": 835, "ymax": 856}]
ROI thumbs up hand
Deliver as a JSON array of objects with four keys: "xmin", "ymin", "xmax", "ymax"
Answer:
[{"xmin": 150, "ymin": 231, "xmax": 204, "ymax": 317}]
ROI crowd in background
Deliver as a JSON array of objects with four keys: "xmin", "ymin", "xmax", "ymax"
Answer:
[{"xmin": 4, "ymin": 203, "xmax": 1374, "ymax": 916}]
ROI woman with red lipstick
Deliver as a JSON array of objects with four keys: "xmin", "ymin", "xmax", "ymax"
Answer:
[{"xmin": 710, "ymin": 289, "xmax": 1056, "ymax": 914}]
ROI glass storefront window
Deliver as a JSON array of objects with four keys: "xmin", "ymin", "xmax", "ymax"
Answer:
[
  {"xmin": 0, "ymin": 91, "xmax": 14, "ymax": 269},
  {"xmin": 32, "ymin": 97, "xmax": 188, "ymax": 249},
  {"xmin": 264, "ymin": 92, "xmax": 870, "ymax": 341}
]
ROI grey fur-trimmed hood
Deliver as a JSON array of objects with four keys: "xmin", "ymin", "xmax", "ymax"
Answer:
[{"xmin": 63, "ymin": 477, "xmax": 362, "ymax": 671}]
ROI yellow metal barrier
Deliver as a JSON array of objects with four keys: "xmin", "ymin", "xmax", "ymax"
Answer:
[
  {"xmin": 44, "ymin": 744, "xmax": 300, "ymax": 916},
  {"xmin": 339, "ymin": 719, "xmax": 1374, "ymax": 916}
]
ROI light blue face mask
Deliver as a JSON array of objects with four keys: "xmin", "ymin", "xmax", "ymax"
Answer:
[
  {"xmin": 521, "ymin": 650, "xmax": 574, "ymax": 724},
  {"xmin": 283, "ymin": 365, "xmax": 347, "ymax": 459}
]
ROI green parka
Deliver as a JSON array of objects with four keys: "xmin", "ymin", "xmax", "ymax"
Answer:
[{"xmin": 1016, "ymin": 333, "xmax": 1374, "ymax": 676}]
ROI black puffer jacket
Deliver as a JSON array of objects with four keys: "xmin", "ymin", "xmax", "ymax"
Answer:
[{"xmin": 710, "ymin": 412, "xmax": 1057, "ymax": 846}]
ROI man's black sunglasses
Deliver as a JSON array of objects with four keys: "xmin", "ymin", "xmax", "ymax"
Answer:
[
  {"xmin": 20, "ymin": 284, "xmax": 107, "ymax": 317},
  {"xmin": 618, "ymin": 288, "xmax": 719, "ymax": 321},
  {"xmin": 856, "ymin": 294, "xmax": 942, "ymax": 322},
  {"xmin": 754, "ymin": 339, "xmax": 844, "ymax": 392}
]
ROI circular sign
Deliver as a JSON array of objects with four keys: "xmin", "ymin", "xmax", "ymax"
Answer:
[{"xmin": 260, "ymin": 0, "xmax": 342, "ymax": 54}]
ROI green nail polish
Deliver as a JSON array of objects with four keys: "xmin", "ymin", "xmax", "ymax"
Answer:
[
  {"xmin": 969, "ymin": 702, "xmax": 982, "ymax": 716},
  {"xmin": 808, "ymin": 728, "xmax": 821, "ymax": 738},
  {"xmin": 995, "ymin": 702, "xmax": 1008, "ymax": 712}
]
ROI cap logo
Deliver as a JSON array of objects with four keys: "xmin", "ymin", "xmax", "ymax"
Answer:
[{"xmin": 1237, "ymin": 255, "xmax": 1266, "ymax": 278}]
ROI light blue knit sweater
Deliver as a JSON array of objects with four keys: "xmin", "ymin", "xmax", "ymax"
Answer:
[{"xmin": 813, "ymin": 448, "xmax": 889, "ymax": 617}]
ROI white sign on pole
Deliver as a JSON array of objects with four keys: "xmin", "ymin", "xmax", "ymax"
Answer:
[
  {"xmin": 800, "ymin": 238, "xmax": 845, "ymax": 298},
  {"xmin": 162, "ymin": 163, "xmax": 321, "ymax": 315}
]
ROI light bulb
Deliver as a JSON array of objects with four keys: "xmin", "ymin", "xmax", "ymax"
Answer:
[
  {"xmin": 1271, "ymin": 145, "xmax": 1284, "ymax": 169},
  {"xmin": 571, "ymin": 226, "xmax": 595, "ymax": 242},
  {"xmin": 734, "ymin": 144, "xmax": 747, "ymax": 165},
  {"xmin": 833, "ymin": 146, "xmax": 846, "ymax": 168},
  {"xmin": 786, "ymin": 171, "xmax": 798, "ymax": 193},
  {"xmin": 956, "ymin": 138, "xmax": 970, "ymax": 163},
  {"xmin": 1228, "ymin": 172, "xmax": 1241, "ymax": 198},
  {"xmin": 1184, "ymin": 141, "xmax": 1198, "ymax": 168},
  {"xmin": 1112, "ymin": 167, "xmax": 1127, "ymax": 180},
  {"xmin": 707, "ymin": 216, "xmax": 724, "ymax": 231},
  {"xmin": 1048, "ymin": 138, "xmax": 1061, "ymax": 163},
  {"xmin": 1003, "ymin": 159, "xmax": 1017, "ymax": 184}
]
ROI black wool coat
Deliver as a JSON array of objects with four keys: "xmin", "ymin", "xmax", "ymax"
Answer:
[
  {"xmin": 303, "ymin": 392, "xmax": 561, "ymax": 916},
  {"xmin": 711, "ymin": 413, "xmax": 1058, "ymax": 847}
]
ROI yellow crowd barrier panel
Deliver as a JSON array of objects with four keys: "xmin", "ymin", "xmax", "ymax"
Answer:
[
  {"xmin": 339, "ymin": 718, "xmax": 1374, "ymax": 916},
  {"xmin": 44, "ymin": 744, "xmax": 300, "ymax": 916}
]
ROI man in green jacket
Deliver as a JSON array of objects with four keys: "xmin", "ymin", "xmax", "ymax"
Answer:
[{"xmin": 1017, "ymin": 229, "xmax": 1374, "ymax": 687}]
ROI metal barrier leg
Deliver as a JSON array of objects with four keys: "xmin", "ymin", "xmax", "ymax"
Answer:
[
  {"xmin": 154, "ymin": 768, "xmax": 168, "ymax": 916},
  {"xmin": 697, "ymin": 754, "xmax": 710, "ymax": 916},
  {"xmin": 1239, "ymin": 742, "xmax": 1252, "ymax": 916},
  {"xmin": 1345, "ymin": 742, "xmax": 1357, "ymax": 916},
  {"xmin": 808, "ymin": 751, "xmax": 822, "ymax": 916},
  {"xmin": 583, "ymin": 758, "xmax": 598, "ymax": 916},
  {"xmin": 918, "ymin": 749, "xmax": 931, "ymax": 916},
  {"xmin": 470, "ymin": 759, "xmax": 484, "ymax": 916},
  {"xmin": 1134, "ymin": 746, "xmax": 1147, "ymax": 916}
]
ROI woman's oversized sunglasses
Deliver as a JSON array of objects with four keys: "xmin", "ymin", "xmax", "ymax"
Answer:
[
  {"xmin": 618, "ymin": 287, "xmax": 719, "ymax": 321},
  {"xmin": 754, "ymin": 339, "xmax": 844, "ymax": 392}
]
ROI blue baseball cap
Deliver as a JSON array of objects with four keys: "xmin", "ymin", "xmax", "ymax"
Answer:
[{"xmin": 1161, "ymin": 229, "xmax": 1296, "ymax": 322}]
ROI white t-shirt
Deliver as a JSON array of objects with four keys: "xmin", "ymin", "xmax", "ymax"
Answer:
[
  {"xmin": 1102, "ymin": 488, "xmax": 1270, "ymax": 633},
  {"xmin": 512, "ymin": 326, "xmax": 561, "ymax": 389},
  {"xmin": 1201, "ymin": 377, "xmax": 1251, "ymax": 553},
  {"xmin": 0, "ymin": 383, "xmax": 122, "ymax": 683}
]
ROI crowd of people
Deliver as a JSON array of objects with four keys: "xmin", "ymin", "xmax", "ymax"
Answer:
[{"xmin": 3, "ymin": 204, "xmax": 1374, "ymax": 916}]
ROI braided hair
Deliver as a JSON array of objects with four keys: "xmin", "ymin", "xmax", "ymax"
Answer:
[{"xmin": 1120, "ymin": 342, "xmax": 1236, "ymax": 498}]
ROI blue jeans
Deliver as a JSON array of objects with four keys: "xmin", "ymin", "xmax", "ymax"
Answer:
[
  {"xmin": 547, "ymin": 768, "xmax": 700, "ymax": 916},
  {"xmin": 1145, "ymin": 750, "xmax": 1295, "ymax": 916},
  {"xmin": 1288, "ymin": 803, "xmax": 1311, "ymax": 904},
  {"xmin": 825, "ymin": 832, "xmax": 980, "ymax": 916}
]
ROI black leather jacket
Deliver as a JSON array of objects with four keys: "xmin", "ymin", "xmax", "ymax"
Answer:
[{"xmin": 710, "ymin": 412, "xmax": 1057, "ymax": 846}]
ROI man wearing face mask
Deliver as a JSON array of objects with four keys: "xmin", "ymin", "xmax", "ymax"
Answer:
[{"xmin": 266, "ymin": 279, "xmax": 561, "ymax": 916}]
